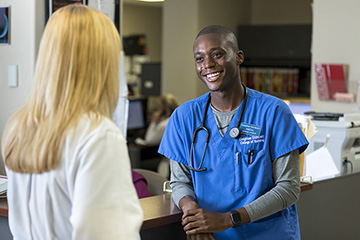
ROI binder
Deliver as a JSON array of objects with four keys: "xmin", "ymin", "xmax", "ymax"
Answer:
[{"xmin": 314, "ymin": 63, "xmax": 347, "ymax": 100}]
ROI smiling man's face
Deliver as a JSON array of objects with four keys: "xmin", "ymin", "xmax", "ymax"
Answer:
[{"xmin": 193, "ymin": 32, "xmax": 243, "ymax": 93}]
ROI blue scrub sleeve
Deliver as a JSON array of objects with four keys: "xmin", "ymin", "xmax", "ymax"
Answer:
[
  {"xmin": 269, "ymin": 100, "xmax": 308, "ymax": 160},
  {"xmin": 158, "ymin": 109, "xmax": 188, "ymax": 165}
]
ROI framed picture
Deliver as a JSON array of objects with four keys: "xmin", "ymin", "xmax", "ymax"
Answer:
[
  {"xmin": 45, "ymin": 0, "xmax": 120, "ymax": 33},
  {"xmin": 45, "ymin": 0, "xmax": 85, "ymax": 24},
  {"xmin": 0, "ymin": 6, "xmax": 10, "ymax": 44}
]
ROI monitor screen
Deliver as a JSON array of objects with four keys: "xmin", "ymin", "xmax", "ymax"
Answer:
[
  {"xmin": 288, "ymin": 102, "xmax": 311, "ymax": 115},
  {"xmin": 122, "ymin": 35, "xmax": 147, "ymax": 56},
  {"xmin": 127, "ymin": 100, "xmax": 145, "ymax": 130}
]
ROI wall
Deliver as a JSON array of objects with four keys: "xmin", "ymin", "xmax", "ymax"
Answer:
[
  {"xmin": 2, "ymin": 0, "xmax": 355, "ymax": 173},
  {"xmin": 311, "ymin": 0, "xmax": 360, "ymax": 112},
  {"xmin": 162, "ymin": 0, "xmax": 252, "ymax": 103},
  {"xmin": 122, "ymin": 3, "xmax": 162, "ymax": 62},
  {"xmin": 196, "ymin": 0, "xmax": 251, "ymax": 96},
  {"xmin": 250, "ymin": 0, "xmax": 312, "ymax": 25},
  {"xmin": 162, "ymin": 0, "xmax": 199, "ymax": 103},
  {"xmin": 162, "ymin": 0, "xmax": 312, "ymax": 103},
  {"xmin": 0, "ymin": 0, "xmax": 44, "ymax": 175}
]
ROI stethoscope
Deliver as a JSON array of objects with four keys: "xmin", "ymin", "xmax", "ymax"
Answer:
[{"xmin": 189, "ymin": 83, "xmax": 248, "ymax": 172}]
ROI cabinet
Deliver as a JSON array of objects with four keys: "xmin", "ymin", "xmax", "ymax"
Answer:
[{"xmin": 237, "ymin": 24, "xmax": 312, "ymax": 98}]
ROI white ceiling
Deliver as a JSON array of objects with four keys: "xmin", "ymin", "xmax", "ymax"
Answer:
[{"xmin": 122, "ymin": 0, "xmax": 163, "ymax": 8}]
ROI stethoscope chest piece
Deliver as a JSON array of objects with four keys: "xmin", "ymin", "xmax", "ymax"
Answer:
[{"xmin": 229, "ymin": 127, "xmax": 240, "ymax": 139}]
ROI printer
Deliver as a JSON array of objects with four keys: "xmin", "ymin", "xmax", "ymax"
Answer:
[{"xmin": 305, "ymin": 112, "xmax": 360, "ymax": 174}]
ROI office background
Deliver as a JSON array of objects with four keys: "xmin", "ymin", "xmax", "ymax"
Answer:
[{"xmin": 1, "ymin": 0, "xmax": 360, "ymax": 172}]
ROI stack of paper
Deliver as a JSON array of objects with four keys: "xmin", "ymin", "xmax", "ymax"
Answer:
[
  {"xmin": 305, "ymin": 135, "xmax": 340, "ymax": 180},
  {"xmin": 0, "ymin": 175, "xmax": 8, "ymax": 195},
  {"xmin": 293, "ymin": 114, "xmax": 317, "ymax": 177}
]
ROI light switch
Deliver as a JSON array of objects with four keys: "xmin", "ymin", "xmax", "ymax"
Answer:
[{"xmin": 8, "ymin": 65, "xmax": 18, "ymax": 88}]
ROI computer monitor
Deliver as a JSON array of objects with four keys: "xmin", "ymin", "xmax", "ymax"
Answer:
[
  {"xmin": 288, "ymin": 102, "xmax": 311, "ymax": 115},
  {"xmin": 127, "ymin": 99, "xmax": 146, "ymax": 130}
]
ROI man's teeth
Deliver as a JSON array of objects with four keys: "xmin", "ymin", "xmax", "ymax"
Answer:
[{"xmin": 207, "ymin": 72, "xmax": 220, "ymax": 78}]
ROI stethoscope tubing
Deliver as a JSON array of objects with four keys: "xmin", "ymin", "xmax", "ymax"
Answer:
[
  {"xmin": 189, "ymin": 96, "xmax": 211, "ymax": 172},
  {"xmin": 189, "ymin": 83, "xmax": 248, "ymax": 172},
  {"xmin": 229, "ymin": 84, "xmax": 248, "ymax": 139}
]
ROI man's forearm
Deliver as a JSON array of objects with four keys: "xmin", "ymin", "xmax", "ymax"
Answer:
[
  {"xmin": 244, "ymin": 150, "xmax": 300, "ymax": 222},
  {"xmin": 179, "ymin": 195, "xmax": 198, "ymax": 212},
  {"xmin": 170, "ymin": 160, "xmax": 196, "ymax": 208}
]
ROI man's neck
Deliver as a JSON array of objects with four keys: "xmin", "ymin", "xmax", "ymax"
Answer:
[{"xmin": 210, "ymin": 82, "xmax": 245, "ymax": 113}]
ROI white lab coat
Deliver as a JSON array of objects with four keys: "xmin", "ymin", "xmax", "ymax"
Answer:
[
  {"xmin": 112, "ymin": 50, "xmax": 129, "ymax": 138},
  {"xmin": 6, "ymin": 115, "xmax": 143, "ymax": 240}
]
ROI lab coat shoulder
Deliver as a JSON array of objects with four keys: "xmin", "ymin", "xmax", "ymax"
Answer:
[{"xmin": 64, "ymin": 116, "xmax": 143, "ymax": 240}]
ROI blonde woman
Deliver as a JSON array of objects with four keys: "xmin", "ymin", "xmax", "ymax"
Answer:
[{"xmin": 1, "ymin": 5, "xmax": 142, "ymax": 240}]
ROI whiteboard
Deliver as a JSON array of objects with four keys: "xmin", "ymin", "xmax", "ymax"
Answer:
[{"xmin": 87, "ymin": 0, "xmax": 117, "ymax": 25}]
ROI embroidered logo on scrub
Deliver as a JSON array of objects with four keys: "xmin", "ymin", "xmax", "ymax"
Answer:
[
  {"xmin": 239, "ymin": 123, "xmax": 261, "ymax": 136},
  {"xmin": 239, "ymin": 135, "xmax": 264, "ymax": 145}
]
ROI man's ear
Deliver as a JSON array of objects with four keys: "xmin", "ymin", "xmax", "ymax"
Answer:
[{"xmin": 236, "ymin": 50, "xmax": 244, "ymax": 65}]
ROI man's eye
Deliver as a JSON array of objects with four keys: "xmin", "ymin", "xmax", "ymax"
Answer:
[
  {"xmin": 195, "ymin": 57, "xmax": 203, "ymax": 62},
  {"xmin": 213, "ymin": 52, "xmax": 223, "ymax": 58}
]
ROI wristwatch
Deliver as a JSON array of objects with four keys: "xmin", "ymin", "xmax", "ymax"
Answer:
[{"xmin": 230, "ymin": 210, "xmax": 241, "ymax": 228}]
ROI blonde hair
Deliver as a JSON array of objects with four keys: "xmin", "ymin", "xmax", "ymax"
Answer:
[
  {"xmin": 159, "ymin": 94, "xmax": 179, "ymax": 116},
  {"xmin": 1, "ymin": 5, "xmax": 121, "ymax": 173}
]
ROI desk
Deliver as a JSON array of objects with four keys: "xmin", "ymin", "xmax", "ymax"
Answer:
[
  {"xmin": 139, "ymin": 183, "xmax": 313, "ymax": 239},
  {"xmin": 0, "ymin": 183, "xmax": 312, "ymax": 239},
  {"xmin": 0, "ymin": 198, "xmax": 8, "ymax": 217},
  {"xmin": 0, "ymin": 183, "xmax": 313, "ymax": 220},
  {"xmin": 297, "ymin": 170, "xmax": 360, "ymax": 240},
  {"xmin": 128, "ymin": 144, "xmax": 162, "ymax": 171},
  {"xmin": 0, "ymin": 198, "xmax": 11, "ymax": 240},
  {"xmin": 139, "ymin": 193, "xmax": 186, "ymax": 240}
]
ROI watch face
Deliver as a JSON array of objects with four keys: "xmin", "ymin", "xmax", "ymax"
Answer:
[{"xmin": 231, "ymin": 210, "xmax": 241, "ymax": 227}]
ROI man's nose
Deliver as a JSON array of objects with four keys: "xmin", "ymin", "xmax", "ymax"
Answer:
[{"xmin": 204, "ymin": 57, "xmax": 215, "ymax": 69}]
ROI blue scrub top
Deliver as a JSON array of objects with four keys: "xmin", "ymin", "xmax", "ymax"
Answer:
[{"xmin": 159, "ymin": 88, "xmax": 308, "ymax": 240}]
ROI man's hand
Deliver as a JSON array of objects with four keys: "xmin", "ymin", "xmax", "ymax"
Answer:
[
  {"xmin": 179, "ymin": 196, "xmax": 217, "ymax": 239},
  {"xmin": 182, "ymin": 208, "xmax": 233, "ymax": 235}
]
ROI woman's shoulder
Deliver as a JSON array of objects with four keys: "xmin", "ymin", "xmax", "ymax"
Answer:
[{"xmin": 71, "ymin": 114, "xmax": 125, "ymax": 146}]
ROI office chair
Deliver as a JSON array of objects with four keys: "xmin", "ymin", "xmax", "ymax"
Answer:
[
  {"xmin": 133, "ymin": 168, "xmax": 169, "ymax": 196},
  {"xmin": 157, "ymin": 157, "xmax": 170, "ymax": 179}
]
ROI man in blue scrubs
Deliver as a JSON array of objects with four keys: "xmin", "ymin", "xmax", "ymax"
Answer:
[{"xmin": 158, "ymin": 25, "xmax": 308, "ymax": 240}]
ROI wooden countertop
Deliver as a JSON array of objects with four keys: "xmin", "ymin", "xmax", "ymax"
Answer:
[
  {"xmin": 0, "ymin": 197, "xmax": 8, "ymax": 217},
  {"xmin": 300, "ymin": 181, "xmax": 313, "ymax": 192},
  {"xmin": 140, "ymin": 193, "xmax": 181, "ymax": 230},
  {"xmin": 0, "ymin": 182, "xmax": 313, "ymax": 230},
  {"xmin": 140, "ymin": 182, "xmax": 313, "ymax": 229}
]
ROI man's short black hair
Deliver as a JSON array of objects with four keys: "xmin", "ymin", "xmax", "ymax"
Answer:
[{"xmin": 196, "ymin": 25, "xmax": 239, "ymax": 51}]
